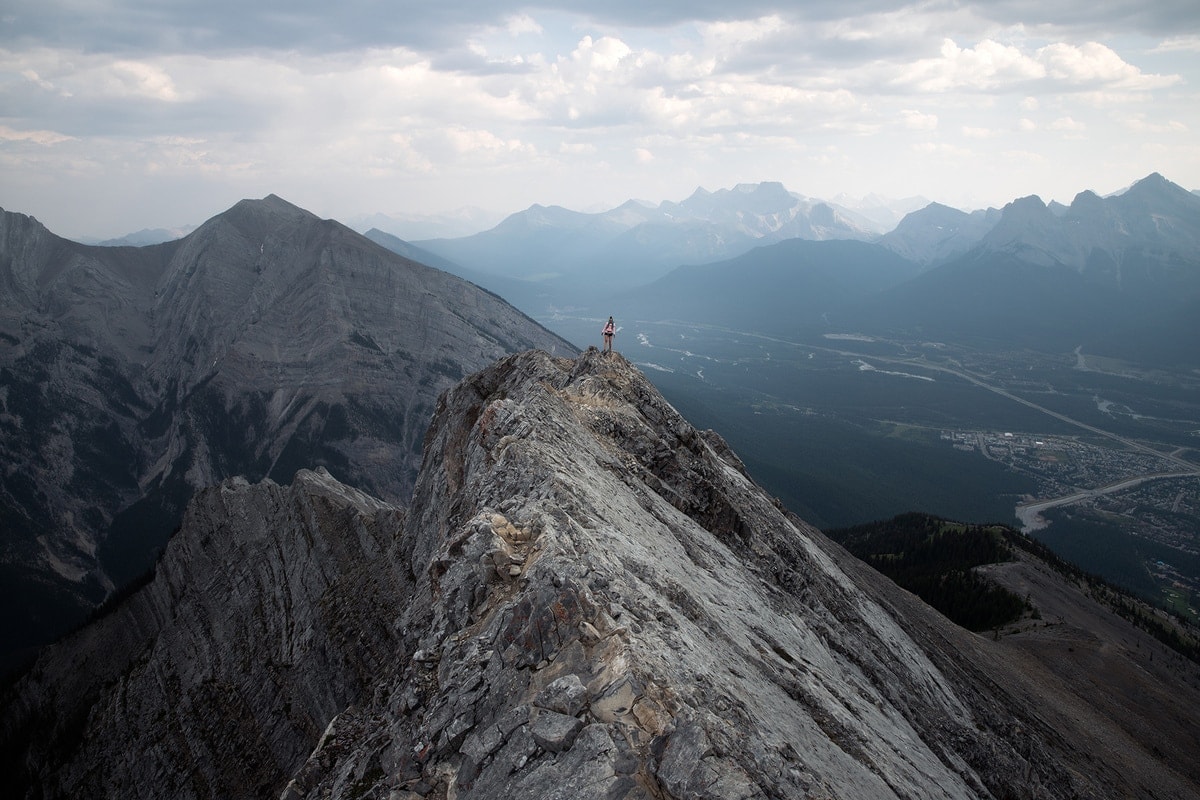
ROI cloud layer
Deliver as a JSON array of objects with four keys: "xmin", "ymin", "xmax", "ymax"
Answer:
[{"xmin": 1, "ymin": 1, "xmax": 1196, "ymax": 237}]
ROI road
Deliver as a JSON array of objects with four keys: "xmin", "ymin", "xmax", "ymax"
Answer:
[{"xmin": 1015, "ymin": 471, "xmax": 1200, "ymax": 533}]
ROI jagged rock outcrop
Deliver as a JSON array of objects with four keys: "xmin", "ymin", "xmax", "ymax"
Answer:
[
  {"xmin": 0, "ymin": 196, "xmax": 573, "ymax": 668},
  {"xmin": 6, "ymin": 348, "xmax": 1198, "ymax": 799},
  {"xmin": 1, "ymin": 468, "xmax": 408, "ymax": 798}
]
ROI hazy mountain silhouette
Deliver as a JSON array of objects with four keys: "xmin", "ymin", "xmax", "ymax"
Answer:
[
  {"xmin": 878, "ymin": 202, "xmax": 1001, "ymax": 266},
  {"xmin": 610, "ymin": 173, "xmax": 1200, "ymax": 365},
  {"xmin": 412, "ymin": 182, "xmax": 883, "ymax": 312},
  {"xmin": 843, "ymin": 173, "xmax": 1200, "ymax": 361}
]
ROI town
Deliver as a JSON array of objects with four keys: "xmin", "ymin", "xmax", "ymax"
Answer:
[{"xmin": 942, "ymin": 428, "xmax": 1200, "ymax": 618}]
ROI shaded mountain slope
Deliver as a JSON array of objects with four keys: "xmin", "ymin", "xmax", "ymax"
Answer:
[
  {"xmin": 1, "ymin": 468, "xmax": 408, "ymax": 798},
  {"xmin": 845, "ymin": 247, "xmax": 1125, "ymax": 349},
  {"xmin": 4, "ymin": 349, "xmax": 1197, "ymax": 799},
  {"xmin": 616, "ymin": 238, "xmax": 921, "ymax": 335},
  {"xmin": 0, "ymin": 197, "xmax": 574, "ymax": 669},
  {"xmin": 978, "ymin": 173, "xmax": 1200, "ymax": 280}
]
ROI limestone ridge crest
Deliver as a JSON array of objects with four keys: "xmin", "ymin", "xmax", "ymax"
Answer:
[
  {"xmin": 284, "ymin": 346, "xmax": 1099, "ymax": 798},
  {"xmin": 5, "ymin": 347, "xmax": 1197, "ymax": 799}
]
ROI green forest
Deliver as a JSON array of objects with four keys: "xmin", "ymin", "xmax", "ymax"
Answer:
[{"xmin": 827, "ymin": 512, "xmax": 1030, "ymax": 632}]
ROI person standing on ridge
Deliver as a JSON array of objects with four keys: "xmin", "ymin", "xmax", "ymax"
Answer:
[{"xmin": 602, "ymin": 316, "xmax": 615, "ymax": 353}]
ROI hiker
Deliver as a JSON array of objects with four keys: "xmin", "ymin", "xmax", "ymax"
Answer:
[{"xmin": 602, "ymin": 316, "xmax": 615, "ymax": 353}]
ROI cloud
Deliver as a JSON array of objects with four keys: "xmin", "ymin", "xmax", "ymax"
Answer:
[
  {"xmin": 893, "ymin": 39, "xmax": 1043, "ymax": 92},
  {"xmin": 19, "ymin": 68, "xmax": 62, "ymax": 94},
  {"xmin": 900, "ymin": 109, "xmax": 938, "ymax": 131},
  {"xmin": 504, "ymin": 14, "xmax": 543, "ymax": 37},
  {"xmin": 3, "ymin": 1, "xmax": 1198, "ymax": 237},
  {"xmin": 1037, "ymin": 42, "xmax": 1179, "ymax": 90},
  {"xmin": 890, "ymin": 38, "xmax": 1180, "ymax": 94},
  {"xmin": 1152, "ymin": 36, "xmax": 1200, "ymax": 53},
  {"xmin": 444, "ymin": 127, "xmax": 532, "ymax": 157},
  {"xmin": 568, "ymin": 35, "xmax": 634, "ymax": 72},
  {"xmin": 558, "ymin": 142, "xmax": 596, "ymax": 155},
  {"xmin": 108, "ymin": 60, "xmax": 180, "ymax": 100},
  {"xmin": 11, "ymin": 2, "xmax": 1199, "ymax": 59},
  {"xmin": 1120, "ymin": 114, "xmax": 1188, "ymax": 134},
  {"xmin": 698, "ymin": 15, "xmax": 789, "ymax": 54},
  {"xmin": 0, "ymin": 124, "xmax": 74, "ymax": 145},
  {"xmin": 961, "ymin": 126, "xmax": 998, "ymax": 138},
  {"xmin": 1049, "ymin": 116, "xmax": 1085, "ymax": 132}
]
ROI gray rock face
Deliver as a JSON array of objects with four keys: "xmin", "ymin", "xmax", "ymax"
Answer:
[
  {"xmin": 0, "ymin": 197, "xmax": 573, "ymax": 666},
  {"xmin": 978, "ymin": 173, "xmax": 1200, "ymax": 283},
  {"xmin": 4, "ymin": 348, "xmax": 1199, "ymax": 799},
  {"xmin": 2, "ymin": 467, "xmax": 409, "ymax": 798}
]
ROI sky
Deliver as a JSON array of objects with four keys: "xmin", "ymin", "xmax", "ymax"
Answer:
[{"xmin": 1, "ymin": 1, "xmax": 1198, "ymax": 240}]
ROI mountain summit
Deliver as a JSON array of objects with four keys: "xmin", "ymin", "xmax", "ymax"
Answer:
[
  {"xmin": 0, "ymin": 196, "xmax": 573, "ymax": 668},
  {"xmin": 5, "ymin": 348, "xmax": 1197, "ymax": 798}
]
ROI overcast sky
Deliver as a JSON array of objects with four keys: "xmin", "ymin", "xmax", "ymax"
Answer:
[{"xmin": 1, "ymin": 1, "xmax": 1198, "ymax": 239}]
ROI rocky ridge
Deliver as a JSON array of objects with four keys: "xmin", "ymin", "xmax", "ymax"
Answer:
[{"xmin": 5, "ymin": 348, "xmax": 1198, "ymax": 799}]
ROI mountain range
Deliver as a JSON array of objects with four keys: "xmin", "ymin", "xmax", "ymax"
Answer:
[
  {"xmin": 402, "ymin": 182, "xmax": 893, "ymax": 310},
  {"xmin": 562, "ymin": 173, "xmax": 1199, "ymax": 366},
  {"xmin": 3, "ymin": 349, "xmax": 1197, "ymax": 798},
  {"xmin": 0, "ymin": 196, "xmax": 572, "ymax": 670},
  {"xmin": 357, "ymin": 173, "xmax": 1199, "ymax": 369},
  {"xmin": 852, "ymin": 173, "xmax": 1200, "ymax": 360}
]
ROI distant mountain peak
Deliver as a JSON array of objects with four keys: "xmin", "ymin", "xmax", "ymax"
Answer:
[
  {"xmin": 1121, "ymin": 171, "xmax": 1198, "ymax": 207},
  {"xmin": 1067, "ymin": 189, "xmax": 1105, "ymax": 213},
  {"xmin": 1005, "ymin": 194, "xmax": 1049, "ymax": 213},
  {"xmin": 732, "ymin": 180, "xmax": 788, "ymax": 194},
  {"xmin": 231, "ymin": 193, "xmax": 310, "ymax": 215},
  {"xmin": 891, "ymin": 201, "xmax": 968, "ymax": 229},
  {"xmin": 1132, "ymin": 171, "xmax": 1168, "ymax": 188}
]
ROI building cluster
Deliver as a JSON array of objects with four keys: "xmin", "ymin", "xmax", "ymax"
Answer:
[
  {"xmin": 942, "ymin": 430, "xmax": 1174, "ymax": 496},
  {"xmin": 942, "ymin": 428, "xmax": 1200, "ymax": 615}
]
